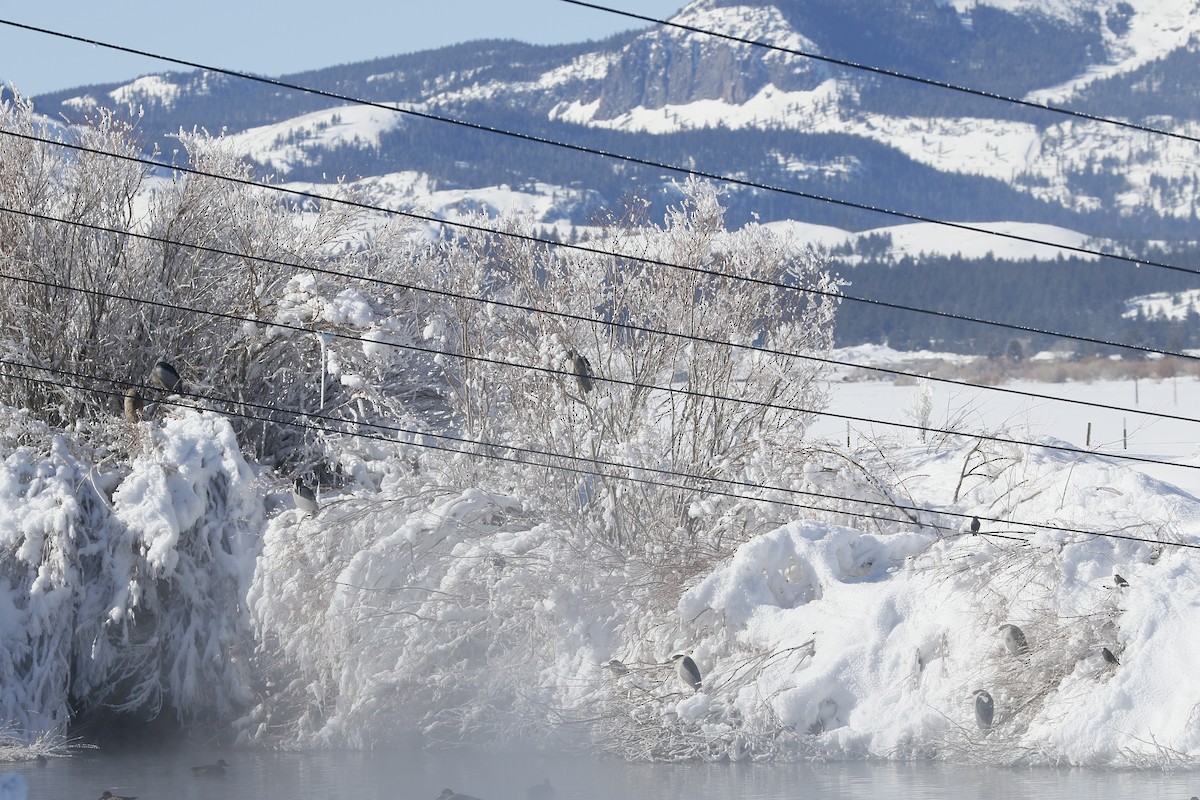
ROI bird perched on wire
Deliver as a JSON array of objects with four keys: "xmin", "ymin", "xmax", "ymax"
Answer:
[
  {"xmin": 123, "ymin": 388, "xmax": 143, "ymax": 423},
  {"xmin": 191, "ymin": 759, "xmax": 228, "ymax": 776},
  {"xmin": 999, "ymin": 623, "xmax": 1030, "ymax": 656},
  {"xmin": 438, "ymin": 789, "xmax": 482, "ymax": 800},
  {"xmin": 566, "ymin": 349, "xmax": 594, "ymax": 394},
  {"xmin": 151, "ymin": 361, "xmax": 184, "ymax": 394},
  {"xmin": 292, "ymin": 478, "xmax": 319, "ymax": 516},
  {"xmin": 969, "ymin": 516, "xmax": 981, "ymax": 534},
  {"xmin": 671, "ymin": 652, "xmax": 702, "ymax": 692},
  {"xmin": 100, "ymin": 793, "xmax": 137, "ymax": 800},
  {"xmin": 972, "ymin": 689, "xmax": 994, "ymax": 730}
]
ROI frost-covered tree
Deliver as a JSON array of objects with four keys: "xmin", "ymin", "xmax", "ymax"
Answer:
[{"xmin": 427, "ymin": 180, "xmax": 840, "ymax": 565}]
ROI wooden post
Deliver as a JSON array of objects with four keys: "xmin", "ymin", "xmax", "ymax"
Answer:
[{"xmin": 1086, "ymin": 422, "xmax": 1092, "ymax": 447}]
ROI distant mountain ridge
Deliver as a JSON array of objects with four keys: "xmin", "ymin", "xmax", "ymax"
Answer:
[{"xmin": 20, "ymin": 0, "xmax": 1200, "ymax": 353}]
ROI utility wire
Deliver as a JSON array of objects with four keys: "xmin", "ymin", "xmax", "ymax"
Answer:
[
  {"xmin": 1, "ymin": 250, "xmax": 1198, "ymax": 476},
  {"xmin": 3, "ymin": 126, "xmax": 1197, "ymax": 369},
  {"xmin": 0, "ymin": 357, "xmax": 966, "ymax": 535},
  {"xmin": 6, "ymin": 354, "xmax": 1194, "ymax": 550},
  {"xmin": 559, "ymin": 0, "xmax": 1199, "ymax": 145},
  {"xmin": 7, "ymin": 201, "xmax": 1200, "ymax": 429},
  {"xmin": 1, "ymin": 18, "xmax": 1197, "ymax": 275}
]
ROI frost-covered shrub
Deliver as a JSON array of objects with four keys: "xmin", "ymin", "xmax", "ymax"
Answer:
[
  {"xmin": 0, "ymin": 95, "xmax": 434, "ymax": 471},
  {"xmin": 0, "ymin": 405, "xmax": 261, "ymax": 740},
  {"xmin": 425, "ymin": 180, "xmax": 840, "ymax": 568}
]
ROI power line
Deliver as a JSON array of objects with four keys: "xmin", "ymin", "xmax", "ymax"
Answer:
[
  {"xmin": 2, "ymin": 18, "xmax": 1198, "ymax": 276},
  {"xmin": 2, "ymin": 243, "xmax": 1199, "ymax": 477},
  {"xmin": 4, "ymin": 126, "xmax": 1198, "ymax": 370},
  {"xmin": 6, "ymin": 200, "xmax": 1199, "ymax": 430},
  {"xmin": 6, "ymin": 354, "xmax": 1194, "ymax": 550},
  {"xmin": 558, "ymin": 0, "xmax": 1200, "ymax": 145}
]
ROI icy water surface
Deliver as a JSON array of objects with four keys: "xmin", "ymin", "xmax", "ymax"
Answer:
[{"xmin": 11, "ymin": 749, "xmax": 1200, "ymax": 799}]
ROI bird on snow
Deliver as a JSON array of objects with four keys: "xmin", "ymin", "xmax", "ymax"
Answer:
[
  {"xmin": 671, "ymin": 652, "xmax": 703, "ymax": 692},
  {"xmin": 1101, "ymin": 647, "xmax": 1120, "ymax": 666},
  {"xmin": 969, "ymin": 516, "xmax": 981, "ymax": 534},
  {"xmin": 292, "ymin": 478, "xmax": 319, "ymax": 516},
  {"xmin": 1113, "ymin": 573, "xmax": 1130, "ymax": 588},
  {"xmin": 151, "ymin": 360, "xmax": 183, "ymax": 394},
  {"xmin": 566, "ymin": 349, "xmax": 594, "ymax": 394},
  {"xmin": 191, "ymin": 759, "xmax": 228, "ymax": 777},
  {"xmin": 527, "ymin": 779, "xmax": 556, "ymax": 800},
  {"xmin": 972, "ymin": 689, "xmax": 994, "ymax": 730},
  {"xmin": 999, "ymin": 623, "xmax": 1030, "ymax": 656},
  {"xmin": 123, "ymin": 388, "xmax": 143, "ymax": 423},
  {"xmin": 99, "ymin": 793, "xmax": 136, "ymax": 800},
  {"xmin": 438, "ymin": 789, "xmax": 483, "ymax": 800}
]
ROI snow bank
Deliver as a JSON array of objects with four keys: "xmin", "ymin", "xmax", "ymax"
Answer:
[{"xmin": 245, "ymin": 432, "xmax": 1200, "ymax": 767}]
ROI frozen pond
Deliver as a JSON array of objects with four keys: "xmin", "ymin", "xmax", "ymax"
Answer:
[{"xmin": 13, "ymin": 749, "xmax": 1200, "ymax": 799}]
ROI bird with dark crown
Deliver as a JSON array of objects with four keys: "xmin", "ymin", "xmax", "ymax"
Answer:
[
  {"xmin": 972, "ymin": 689, "xmax": 994, "ymax": 730},
  {"xmin": 671, "ymin": 652, "xmax": 702, "ymax": 692},
  {"xmin": 566, "ymin": 349, "xmax": 594, "ymax": 394},
  {"xmin": 999, "ymin": 623, "xmax": 1030, "ymax": 656},
  {"xmin": 151, "ymin": 360, "xmax": 184, "ymax": 394},
  {"xmin": 292, "ymin": 478, "xmax": 319, "ymax": 516}
]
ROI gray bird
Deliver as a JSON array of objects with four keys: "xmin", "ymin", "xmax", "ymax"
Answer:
[
  {"xmin": 527, "ymin": 779, "xmax": 556, "ymax": 800},
  {"xmin": 123, "ymin": 388, "xmax": 143, "ymax": 423},
  {"xmin": 999, "ymin": 623, "xmax": 1030, "ymax": 656},
  {"xmin": 605, "ymin": 658, "xmax": 629, "ymax": 677},
  {"xmin": 1101, "ymin": 647, "xmax": 1120, "ymax": 665},
  {"xmin": 567, "ymin": 350, "xmax": 594, "ymax": 394},
  {"xmin": 969, "ymin": 516, "xmax": 981, "ymax": 534},
  {"xmin": 99, "ymin": 793, "xmax": 137, "ymax": 800},
  {"xmin": 972, "ymin": 689, "xmax": 994, "ymax": 730},
  {"xmin": 438, "ymin": 790, "xmax": 482, "ymax": 800},
  {"xmin": 1113, "ymin": 573, "xmax": 1129, "ymax": 588},
  {"xmin": 151, "ymin": 361, "xmax": 183, "ymax": 394},
  {"xmin": 191, "ymin": 758, "xmax": 228, "ymax": 776},
  {"xmin": 671, "ymin": 652, "xmax": 702, "ymax": 692},
  {"xmin": 292, "ymin": 479, "xmax": 319, "ymax": 516}
]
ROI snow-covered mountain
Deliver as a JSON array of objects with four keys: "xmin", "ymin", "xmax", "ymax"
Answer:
[
  {"xmin": 21, "ymin": 0, "xmax": 1200, "ymax": 354},
  {"xmin": 30, "ymin": 0, "xmax": 1200, "ymax": 235}
]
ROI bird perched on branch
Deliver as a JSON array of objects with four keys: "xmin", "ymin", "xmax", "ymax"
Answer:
[
  {"xmin": 566, "ymin": 349, "xmax": 594, "ymax": 394},
  {"xmin": 999, "ymin": 623, "xmax": 1030, "ymax": 656},
  {"xmin": 605, "ymin": 658, "xmax": 629, "ymax": 677},
  {"xmin": 671, "ymin": 652, "xmax": 702, "ymax": 692},
  {"xmin": 123, "ymin": 388, "xmax": 143, "ymax": 423},
  {"xmin": 151, "ymin": 361, "xmax": 183, "ymax": 394},
  {"xmin": 1101, "ymin": 647, "xmax": 1120, "ymax": 666},
  {"xmin": 292, "ymin": 478, "xmax": 319, "ymax": 516},
  {"xmin": 972, "ymin": 689, "xmax": 994, "ymax": 730},
  {"xmin": 191, "ymin": 759, "xmax": 228, "ymax": 777}
]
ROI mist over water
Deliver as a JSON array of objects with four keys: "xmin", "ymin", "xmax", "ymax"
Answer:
[{"xmin": 15, "ymin": 749, "xmax": 1200, "ymax": 800}]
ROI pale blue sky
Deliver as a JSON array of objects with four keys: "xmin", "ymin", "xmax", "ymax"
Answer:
[{"xmin": 0, "ymin": 1, "xmax": 685, "ymax": 97}]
